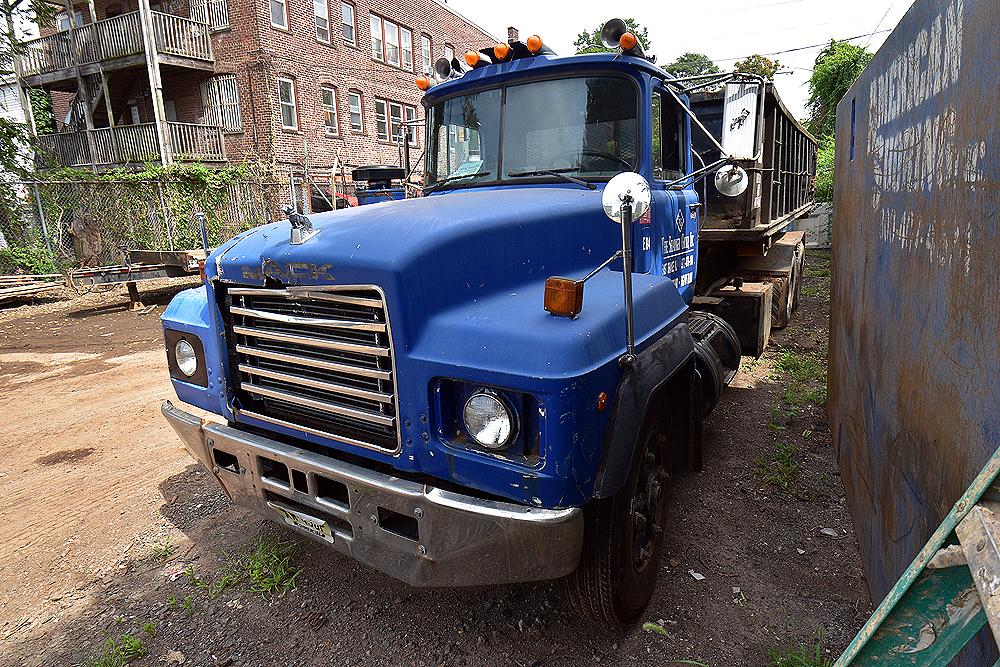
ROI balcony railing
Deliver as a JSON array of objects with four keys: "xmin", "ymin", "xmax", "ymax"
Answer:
[
  {"xmin": 17, "ymin": 11, "xmax": 212, "ymax": 78},
  {"xmin": 36, "ymin": 123, "xmax": 226, "ymax": 167}
]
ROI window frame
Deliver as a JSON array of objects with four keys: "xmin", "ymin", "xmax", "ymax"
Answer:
[
  {"xmin": 651, "ymin": 87, "xmax": 686, "ymax": 182},
  {"xmin": 374, "ymin": 98, "xmax": 388, "ymax": 141},
  {"xmin": 277, "ymin": 76, "xmax": 298, "ymax": 131},
  {"xmin": 425, "ymin": 74, "xmax": 643, "ymax": 191},
  {"xmin": 341, "ymin": 0, "xmax": 356, "ymax": 46},
  {"xmin": 369, "ymin": 14, "xmax": 383, "ymax": 61},
  {"xmin": 400, "ymin": 27, "xmax": 413, "ymax": 71},
  {"xmin": 383, "ymin": 18, "xmax": 400, "ymax": 67},
  {"xmin": 347, "ymin": 90, "xmax": 364, "ymax": 133},
  {"xmin": 443, "ymin": 44, "xmax": 454, "ymax": 63},
  {"xmin": 313, "ymin": 0, "xmax": 331, "ymax": 44},
  {"xmin": 404, "ymin": 105, "xmax": 418, "ymax": 147},
  {"xmin": 321, "ymin": 84, "xmax": 339, "ymax": 136},
  {"xmin": 269, "ymin": 0, "xmax": 288, "ymax": 30},
  {"xmin": 420, "ymin": 34, "xmax": 432, "ymax": 74}
]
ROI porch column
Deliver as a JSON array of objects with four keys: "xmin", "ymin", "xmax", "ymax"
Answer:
[
  {"xmin": 62, "ymin": 0, "xmax": 99, "ymax": 171},
  {"xmin": 137, "ymin": 0, "xmax": 171, "ymax": 165}
]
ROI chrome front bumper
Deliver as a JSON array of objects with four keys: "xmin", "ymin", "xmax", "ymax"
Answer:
[{"xmin": 161, "ymin": 401, "xmax": 583, "ymax": 586}]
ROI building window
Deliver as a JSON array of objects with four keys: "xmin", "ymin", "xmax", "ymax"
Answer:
[
  {"xmin": 384, "ymin": 19, "xmax": 400, "ymax": 66},
  {"xmin": 369, "ymin": 14, "xmax": 383, "ymax": 61},
  {"xmin": 321, "ymin": 85, "xmax": 338, "ymax": 136},
  {"xmin": 444, "ymin": 44, "xmax": 454, "ymax": 63},
  {"xmin": 202, "ymin": 73, "xmax": 242, "ymax": 132},
  {"xmin": 277, "ymin": 77, "xmax": 297, "ymax": 130},
  {"xmin": 400, "ymin": 27, "xmax": 412, "ymax": 70},
  {"xmin": 55, "ymin": 10, "xmax": 83, "ymax": 31},
  {"xmin": 314, "ymin": 0, "xmax": 330, "ymax": 42},
  {"xmin": 375, "ymin": 99, "xmax": 388, "ymax": 141},
  {"xmin": 348, "ymin": 91, "xmax": 363, "ymax": 132},
  {"xmin": 341, "ymin": 1, "xmax": 355, "ymax": 45},
  {"xmin": 376, "ymin": 99, "xmax": 415, "ymax": 144},
  {"xmin": 404, "ymin": 105, "xmax": 417, "ymax": 146},
  {"xmin": 269, "ymin": 0, "xmax": 287, "ymax": 29},
  {"xmin": 420, "ymin": 34, "xmax": 431, "ymax": 73}
]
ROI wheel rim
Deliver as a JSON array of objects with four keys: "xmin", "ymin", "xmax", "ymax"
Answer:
[{"xmin": 631, "ymin": 429, "xmax": 666, "ymax": 572}]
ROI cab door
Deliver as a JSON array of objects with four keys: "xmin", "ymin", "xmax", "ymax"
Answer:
[{"xmin": 640, "ymin": 88, "xmax": 699, "ymax": 305}]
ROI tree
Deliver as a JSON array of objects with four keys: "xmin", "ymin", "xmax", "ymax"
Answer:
[
  {"xmin": 734, "ymin": 54, "xmax": 783, "ymax": 80},
  {"xmin": 807, "ymin": 39, "xmax": 873, "ymax": 138},
  {"xmin": 663, "ymin": 52, "xmax": 721, "ymax": 79},
  {"xmin": 814, "ymin": 135, "xmax": 835, "ymax": 203},
  {"xmin": 574, "ymin": 18, "xmax": 651, "ymax": 55}
]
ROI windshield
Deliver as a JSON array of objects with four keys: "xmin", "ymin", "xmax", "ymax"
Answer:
[{"xmin": 426, "ymin": 76, "xmax": 638, "ymax": 189}]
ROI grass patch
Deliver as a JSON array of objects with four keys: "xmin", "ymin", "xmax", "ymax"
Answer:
[
  {"xmin": 150, "ymin": 536, "xmax": 174, "ymax": 562},
  {"xmin": 765, "ymin": 630, "xmax": 832, "ymax": 667},
  {"xmin": 756, "ymin": 442, "xmax": 800, "ymax": 492},
  {"xmin": 776, "ymin": 352, "xmax": 825, "ymax": 384},
  {"xmin": 84, "ymin": 634, "xmax": 146, "ymax": 667},
  {"xmin": 804, "ymin": 265, "xmax": 830, "ymax": 279},
  {"xmin": 236, "ymin": 538, "xmax": 301, "ymax": 598},
  {"xmin": 801, "ymin": 283, "xmax": 829, "ymax": 298},
  {"xmin": 141, "ymin": 622, "xmax": 156, "ymax": 638}
]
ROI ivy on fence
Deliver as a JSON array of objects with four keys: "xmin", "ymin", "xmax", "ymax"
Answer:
[{"xmin": 0, "ymin": 162, "xmax": 283, "ymax": 274}]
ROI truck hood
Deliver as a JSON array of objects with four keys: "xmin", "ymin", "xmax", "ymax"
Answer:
[{"xmin": 212, "ymin": 186, "xmax": 621, "ymax": 331}]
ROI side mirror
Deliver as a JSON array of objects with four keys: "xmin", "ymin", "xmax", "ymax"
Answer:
[
  {"xmin": 721, "ymin": 81, "xmax": 760, "ymax": 160},
  {"xmin": 714, "ymin": 164, "xmax": 749, "ymax": 197},
  {"xmin": 601, "ymin": 172, "xmax": 651, "ymax": 224}
]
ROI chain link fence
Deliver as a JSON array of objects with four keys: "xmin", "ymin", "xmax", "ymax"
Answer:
[{"xmin": 0, "ymin": 177, "xmax": 287, "ymax": 273}]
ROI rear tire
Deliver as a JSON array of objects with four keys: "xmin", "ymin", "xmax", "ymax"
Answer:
[{"xmin": 564, "ymin": 418, "xmax": 672, "ymax": 629}]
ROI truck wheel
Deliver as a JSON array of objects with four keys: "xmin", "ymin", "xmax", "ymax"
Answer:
[{"xmin": 564, "ymin": 417, "xmax": 671, "ymax": 629}]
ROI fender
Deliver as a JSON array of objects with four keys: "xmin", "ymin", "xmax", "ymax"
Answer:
[{"xmin": 592, "ymin": 322, "xmax": 697, "ymax": 498}]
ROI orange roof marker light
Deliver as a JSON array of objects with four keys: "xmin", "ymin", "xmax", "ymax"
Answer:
[
  {"xmin": 526, "ymin": 34, "xmax": 544, "ymax": 54},
  {"xmin": 464, "ymin": 50, "xmax": 481, "ymax": 67},
  {"xmin": 618, "ymin": 31, "xmax": 637, "ymax": 51},
  {"xmin": 493, "ymin": 42, "xmax": 511, "ymax": 60},
  {"xmin": 415, "ymin": 75, "xmax": 431, "ymax": 91}
]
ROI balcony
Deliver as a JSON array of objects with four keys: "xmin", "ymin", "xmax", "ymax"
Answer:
[
  {"xmin": 36, "ymin": 122, "xmax": 226, "ymax": 168},
  {"xmin": 17, "ymin": 11, "xmax": 214, "ymax": 86}
]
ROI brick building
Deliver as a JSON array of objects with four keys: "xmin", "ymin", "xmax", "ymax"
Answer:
[{"xmin": 13, "ymin": 0, "xmax": 496, "ymax": 206}]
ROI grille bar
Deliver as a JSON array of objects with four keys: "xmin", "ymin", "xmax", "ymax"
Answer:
[
  {"xmin": 230, "ymin": 306, "xmax": 387, "ymax": 332},
  {"xmin": 235, "ymin": 344, "xmax": 392, "ymax": 381},
  {"xmin": 237, "ymin": 364, "xmax": 393, "ymax": 403},
  {"xmin": 226, "ymin": 285, "xmax": 399, "ymax": 452},
  {"xmin": 232, "ymin": 325, "xmax": 391, "ymax": 357},
  {"xmin": 240, "ymin": 383, "xmax": 396, "ymax": 427}
]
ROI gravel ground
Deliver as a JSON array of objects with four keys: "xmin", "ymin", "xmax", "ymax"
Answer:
[{"xmin": 0, "ymin": 256, "xmax": 871, "ymax": 667}]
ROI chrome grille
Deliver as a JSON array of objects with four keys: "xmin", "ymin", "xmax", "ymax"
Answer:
[{"xmin": 226, "ymin": 286, "xmax": 399, "ymax": 452}]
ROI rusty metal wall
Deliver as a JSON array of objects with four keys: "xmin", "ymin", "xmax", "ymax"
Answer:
[{"xmin": 831, "ymin": 0, "xmax": 999, "ymax": 660}]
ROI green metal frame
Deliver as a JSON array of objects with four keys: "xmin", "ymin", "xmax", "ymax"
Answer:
[{"xmin": 836, "ymin": 447, "xmax": 1000, "ymax": 665}]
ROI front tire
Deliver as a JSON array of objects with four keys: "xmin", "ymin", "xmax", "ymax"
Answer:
[{"xmin": 564, "ymin": 418, "xmax": 672, "ymax": 629}]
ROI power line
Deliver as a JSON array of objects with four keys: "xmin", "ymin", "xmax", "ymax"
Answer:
[
  {"xmin": 714, "ymin": 29, "xmax": 892, "ymax": 62},
  {"xmin": 864, "ymin": 4, "xmax": 894, "ymax": 49}
]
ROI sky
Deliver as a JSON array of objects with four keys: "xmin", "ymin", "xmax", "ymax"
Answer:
[{"xmin": 442, "ymin": 0, "xmax": 915, "ymax": 121}]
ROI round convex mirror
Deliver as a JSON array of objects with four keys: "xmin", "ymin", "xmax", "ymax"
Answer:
[
  {"xmin": 714, "ymin": 165, "xmax": 750, "ymax": 197},
  {"xmin": 601, "ymin": 172, "xmax": 651, "ymax": 224}
]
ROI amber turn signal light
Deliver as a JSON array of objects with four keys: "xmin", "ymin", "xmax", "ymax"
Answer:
[
  {"xmin": 493, "ymin": 42, "xmax": 511, "ymax": 60},
  {"xmin": 526, "ymin": 34, "xmax": 544, "ymax": 54},
  {"xmin": 619, "ymin": 31, "xmax": 638, "ymax": 51},
  {"xmin": 415, "ymin": 75, "xmax": 431, "ymax": 91},
  {"xmin": 544, "ymin": 276, "xmax": 584, "ymax": 318}
]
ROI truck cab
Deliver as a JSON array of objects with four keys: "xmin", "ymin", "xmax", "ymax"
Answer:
[{"xmin": 161, "ymin": 22, "xmax": 812, "ymax": 628}]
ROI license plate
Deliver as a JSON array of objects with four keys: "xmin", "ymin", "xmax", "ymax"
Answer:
[{"xmin": 267, "ymin": 501, "xmax": 335, "ymax": 543}]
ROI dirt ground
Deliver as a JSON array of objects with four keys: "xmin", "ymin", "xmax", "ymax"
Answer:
[{"xmin": 0, "ymin": 256, "xmax": 871, "ymax": 667}]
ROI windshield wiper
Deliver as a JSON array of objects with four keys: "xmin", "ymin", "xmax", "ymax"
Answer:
[
  {"xmin": 507, "ymin": 168, "xmax": 597, "ymax": 191},
  {"xmin": 423, "ymin": 171, "xmax": 492, "ymax": 194}
]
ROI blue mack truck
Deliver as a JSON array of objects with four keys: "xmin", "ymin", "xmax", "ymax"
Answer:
[{"xmin": 161, "ymin": 20, "xmax": 816, "ymax": 628}]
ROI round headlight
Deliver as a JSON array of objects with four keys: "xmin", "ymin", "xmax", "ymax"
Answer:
[
  {"xmin": 174, "ymin": 339, "xmax": 198, "ymax": 377},
  {"xmin": 463, "ymin": 391, "xmax": 515, "ymax": 450}
]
